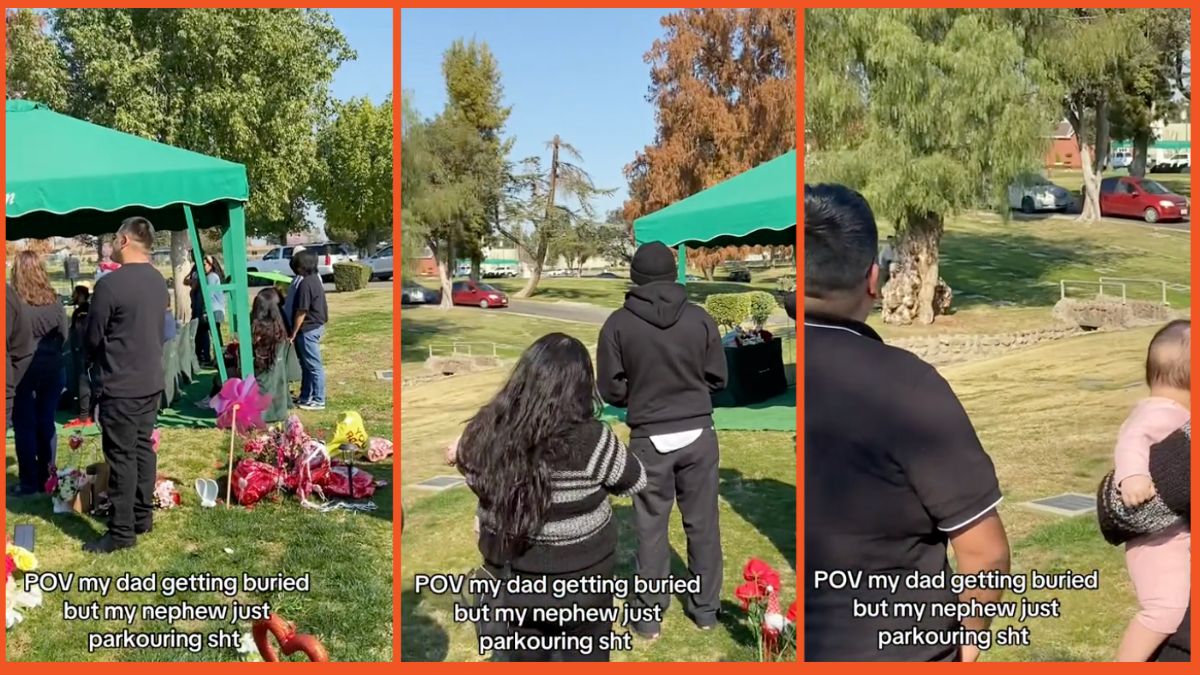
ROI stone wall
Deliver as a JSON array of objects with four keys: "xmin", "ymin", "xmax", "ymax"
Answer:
[
  {"xmin": 892, "ymin": 326, "xmax": 1083, "ymax": 366},
  {"xmin": 1051, "ymin": 298, "xmax": 1176, "ymax": 330}
]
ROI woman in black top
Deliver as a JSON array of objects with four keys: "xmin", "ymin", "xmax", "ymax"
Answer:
[
  {"xmin": 9, "ymin": 251, "xmax": 69, "ymax": 496},
  {"xmin": 456, "ymin": 333, "xmax": 646, "ymax": 662}
]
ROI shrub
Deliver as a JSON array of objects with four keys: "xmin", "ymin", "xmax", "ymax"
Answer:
[
  {"xmin": 775, "ymin": 275, "xmax": 796, "ymax": 293},
  {"xmin": 333, "ymin": 262, "xmax": 372, "ymax": 292},
  {"xmin": 748, "ymin": 291, "xmax": 777, "ymax": 327},
  {"xmin": 705, "ymin": 293, "xmax": 751, "ymax": 331}
]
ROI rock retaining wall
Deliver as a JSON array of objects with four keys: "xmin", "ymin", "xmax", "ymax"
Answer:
[{"xmin": 892, "ymin": 326, "xmax": 1083, "ymax": 366}]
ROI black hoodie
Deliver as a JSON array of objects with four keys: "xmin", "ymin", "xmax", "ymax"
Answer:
[{"xmin": 597, "ymin": 281, "xmax": 727, "ymax": 437}]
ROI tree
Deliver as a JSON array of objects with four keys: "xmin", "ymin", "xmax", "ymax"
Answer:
[
  {"xmin": 805, "ymin": 9, "xmax": 1058, "ymax": 325},
  {"xmin": 498, "ymin": 136, "xmax": 612, "ymax": 297},
  {"xmin": 5, "ymin": 10, "xmax": 68, "ymax": 108},
  {"xmin": 1108, "ymin": 9, "xmax": 1190, "ymax": 177},
  {"xmin": 624, "ymin": 8, "xmax": 795, "ymax": 228},
  {"xmin": 597, "ymin": 210, "xmax": 635, "ymax": 268},
  {"xmin": 416, "ymin": 111, "xmax": 493, "ymax": 308},
  {"xmin": 550, "ymin": 220, "xmax": 603, "ymax": 276},
  {"xmin": 441, "ymin": 39, "xmax": 511, "ymax": 281},
  {"xmin": 313, "ymin": 96, "xmax": 394, "ymax": 254},
  {"xmin": 49, "ymin": 8, "xmax": 352, "ymax": 318}
]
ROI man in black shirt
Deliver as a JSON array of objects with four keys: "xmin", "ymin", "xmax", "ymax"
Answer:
[
  {"xmin": 804, "ymin": 184, "xmax": 1010, "ymax": 661},
  {"xmin": 84, "ymin": 217, "xmax": 169, "ymax": 554},
  {"xmin": 288, "ymin": 250, "xmax": 329, "ymax": 411},
  {"xmin": 597, "ymin": 242, "xmax": 728, "ymax": 638}
]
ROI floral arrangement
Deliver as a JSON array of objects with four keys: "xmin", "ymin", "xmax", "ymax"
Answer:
[
  {"xmin": 45, "ymin": 466, "xmax": 88, "ymax": 514},
  {"xmin": 733, "ymin": 558, "xmax": 796, "ymax": 661},
  {"xmin": 6, "ymin": 537, "xmax": 42, "ymax": 629},
  {"xmin": 233, "ymin": 414, "xmax": 382, "ymax": 508},
  {"xmin": 153, "ymin": 477, "xmax": 181, "ymax": 509}
]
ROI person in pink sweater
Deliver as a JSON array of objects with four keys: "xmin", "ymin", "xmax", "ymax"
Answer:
[{"xmin": 1114, "ymin": 319, "xmax": 1190, "ymax": 662}]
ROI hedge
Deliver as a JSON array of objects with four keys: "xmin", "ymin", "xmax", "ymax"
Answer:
[
  {"xmin": 332, "ymin": 262, "xmax": 372, "ymax": 292},
  {"xmin": 705, "ymin": 293, "xmax": 752, "ymax": 331},
  {"xmin": 748, "ymin": 291, "xmax": 777, "ymax": 327}
]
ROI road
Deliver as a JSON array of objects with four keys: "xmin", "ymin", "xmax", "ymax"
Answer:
[
  {"xmin": 1002, "ymin": 210, "xmax": 1190, "ymax": 232},
  {"xmin": 406, "ymin": 297, "xmax": 794, "ymax": 329}
]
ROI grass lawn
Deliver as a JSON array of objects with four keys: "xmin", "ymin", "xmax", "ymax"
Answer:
[
  {"xmin": 938, "ymin": 327, "xmax": 1163, "ymax": 661},
  {"xmin": 400, "ymin": 310, "xmax": 796, "ymax": 661},
  {"xmin": 485, "ymin": 266, "xmax": 794, "ymax": 310},
  {"xmin": 5, "ymin": 289, "xmax": 395, "ymax": 662},
  {"xmin": 871, "ymin": 210, "xmax": 1190, "ymax": 340}
]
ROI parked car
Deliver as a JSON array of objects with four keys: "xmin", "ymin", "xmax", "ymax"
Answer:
[
  {"xmin": 1008, "ymin": 173, "xmax": 1073, "ymax": 213},
  {"xmin": 685, "ymin": 274, "xmax": 704, "ymax": 282},
  {"xmin": 249, "ymin": 242, "xmax": 357, "ymax": 281},
  {"xmin": 401, "ymin": 280, "xmax": 436, "ymax": 305},
  {"xmin": 1150, "ymin": 153, "xmax": 1190, "ymax": 174},
  {"xmin": 1110, "ymin": 148, "xmax": 1133, "ymax": 170},
  {"xmin": 483, "ymin": 264, "xmax": 519, "ymax": 278},
  {"xmin": 728, "ymin": 269, "xmax": 751, "ymax": 283},
  {"xmin": 1098, "ymin": 176, "xmax": 1189, "ymax": 223},
  {"xmin": 451, "ymin": 280, "xmax": 509, "ymax": 308},
  {"xmin": 545, "ymin": 268, "xmax": 571, "ymax": 278},
  {"xmin": 594, "ymin": 272, "xmax": 620, "ymax": 279},
  {"xmin": 364, "ymin": 245, "xmax": 393, "ymax": 281}
]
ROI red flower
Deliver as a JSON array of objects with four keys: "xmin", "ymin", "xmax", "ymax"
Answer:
[
  {"xmin": 743, "ymin": 557, "xmax": 781, "ymax": 594},
  {"xmin": 786, "ymin": 600, "xmax": 797, "ymax": 624},
  {"xmin": 5, "ymin": 553, "xmax": 15, "ymax": 581},
  {"xmin": 735, "ymin": 581, "xmax": 765, "ymax": 609},
  {"xmin": 45, "ymin": 471, "xmax": 59, "ymax": 494}
]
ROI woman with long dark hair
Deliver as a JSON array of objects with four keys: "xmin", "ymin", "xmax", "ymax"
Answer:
[
  {"xmin": 207, "ymin": 288, "xmax": 289, "ymax": 399},
  {"xmin": 189, "ymin": 254, "xmax": 227, "ymax": 366},
  {"xmin": 456, "ymin": 333, "xmax": 646, "ymax": 662},
  {"xmin": 9, "ymin": 251, "xmax": 68, "ymax": 496}
]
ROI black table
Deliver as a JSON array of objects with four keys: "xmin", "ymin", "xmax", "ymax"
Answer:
[{"xmin": 712, "ymin": 337, "xmax": 789, "ymax": 407}]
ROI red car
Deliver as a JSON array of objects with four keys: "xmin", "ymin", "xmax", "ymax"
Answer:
[
  {"xmin": 1099, "ymin": 176, "xmax": 1189, "ymax": 223},
  {"xmin": 451, "ymin": 280, "xmax": 509, "ymax": 309}
]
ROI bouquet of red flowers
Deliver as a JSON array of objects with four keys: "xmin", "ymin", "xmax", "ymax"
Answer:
[{"xmin": 733, "ymin": 557, "xmax": 796, "ymax": 661}]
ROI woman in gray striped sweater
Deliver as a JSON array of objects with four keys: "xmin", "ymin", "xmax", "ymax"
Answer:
[{"xmin": 457, "ymin": 332, "xmax": 647, "ymax": 661}]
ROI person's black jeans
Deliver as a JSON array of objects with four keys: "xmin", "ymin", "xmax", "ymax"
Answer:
[
  {"xmin": 629, "ymin": 427, "xmax": 723, "ymax": 632},
  {"xmin": 13, "ymin": 367, "xmax": 63, "ymax": 491},
  {"xmin": 98, "ymin": 394, "xmax": 159, "ymax": 544}
]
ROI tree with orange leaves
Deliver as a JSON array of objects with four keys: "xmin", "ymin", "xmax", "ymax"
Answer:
[{"xmin": 623, "ymin": 8, "xmax": 796, "ymax": 267}]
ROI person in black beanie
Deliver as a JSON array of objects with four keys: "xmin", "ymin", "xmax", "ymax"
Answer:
[{"xmin": 597, "ymin": 241, "xmax": 728, "ymax": 639}]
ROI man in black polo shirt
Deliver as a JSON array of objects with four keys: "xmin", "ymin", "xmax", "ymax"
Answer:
[{"xmin": 804, "ymin": 184, "xmax": 1011, "ymax": 662}]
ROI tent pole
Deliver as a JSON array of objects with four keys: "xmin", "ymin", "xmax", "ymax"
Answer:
[
  {"xmin": 185, "ymin": 205, "xmax": 227, "ymax": 382},
  {"xmin": 223, "ymin": 203, "xmax": 252, "ymax": 379},
  {"xmin": 677, "ymin": 244, "xmax": 686, "ymax": 285}
]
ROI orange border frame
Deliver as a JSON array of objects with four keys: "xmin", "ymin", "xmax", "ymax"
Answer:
[{"xmin": 1, "ymin": 1, "xmax": 1195, "ymax": 670}]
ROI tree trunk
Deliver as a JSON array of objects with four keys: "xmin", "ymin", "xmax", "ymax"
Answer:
[
  {"xmin": 1093, "ymin": 100, "xmax": 1110, "ymax": 174},
  {"xmin": 519, "ymin": 262, "xmax": 543, "ymax": 296},
  {"xmin": 436, "ymin": 241, "xmax": 454, "ymax": 310},
  {"xmin": 1078, "ymin": 143, "xmax": 1102, "ymax": 222},
  {"xmin": 470, "ymin": 257, "xmax": 481, "ymax": 283},
  {"xmin": 1131, "ymin": 130, "xmax": 1150, "ymax": 178},
  {"xmin": 170, "ymin": 231, "xmax": 192, "ymax": 321},
  {"xmin": 516, "ymin": 136, "xmax": 561, "ymax": 299},
  {"xmin": 279, "ymin": 232, "xmax": 288, "ymax": 246},
  {"xmin": 881, "ymin": 213, "xmax": 944, "ymax": 326}
]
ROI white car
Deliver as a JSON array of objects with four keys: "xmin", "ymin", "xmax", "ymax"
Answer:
[
  {"xmin": 364, "ymin": 245, "xmax": 393, "ymax": 281},
  {"xmin": 249, "ymin": 242, "xmax": 357, "ymax": 281},
  {"xmin": 1008, "ymin": 174, "xmax": 1073, "ymax": 213}
]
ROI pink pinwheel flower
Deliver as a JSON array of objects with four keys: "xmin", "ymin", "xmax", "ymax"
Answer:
[
  {"xmin": 210, "ymin": 376, "xmax": 272, "ymax": 431},
  {"xmin": 151, "ymin": 428, "xmax": 161, "ymax": 453}
]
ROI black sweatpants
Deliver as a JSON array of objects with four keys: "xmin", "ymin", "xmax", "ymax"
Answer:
[
  {"xmin": 630, "ymin": 426, "xmax": 723, "ymax": 631},
  {"xmin": 98, "ymin": 394, "xmax": 160, "ymax": 544}
]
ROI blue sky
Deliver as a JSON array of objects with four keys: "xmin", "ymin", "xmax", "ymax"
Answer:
[
  {"xmin": 327, "ymin": 8, "xmax": 393, "ymax": 103},
  {"xmin": 401, "ymin": 8, "xmax": 673, "ymax": 217}
]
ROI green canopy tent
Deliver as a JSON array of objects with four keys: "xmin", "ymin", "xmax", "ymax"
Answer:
[
  {"xmin": 5, "ymin": 100, "xmax": 251, "ymax": 381},
  {"xmin": 633, "ymin": 149, "xmax": 796, "ymax": 283}
]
